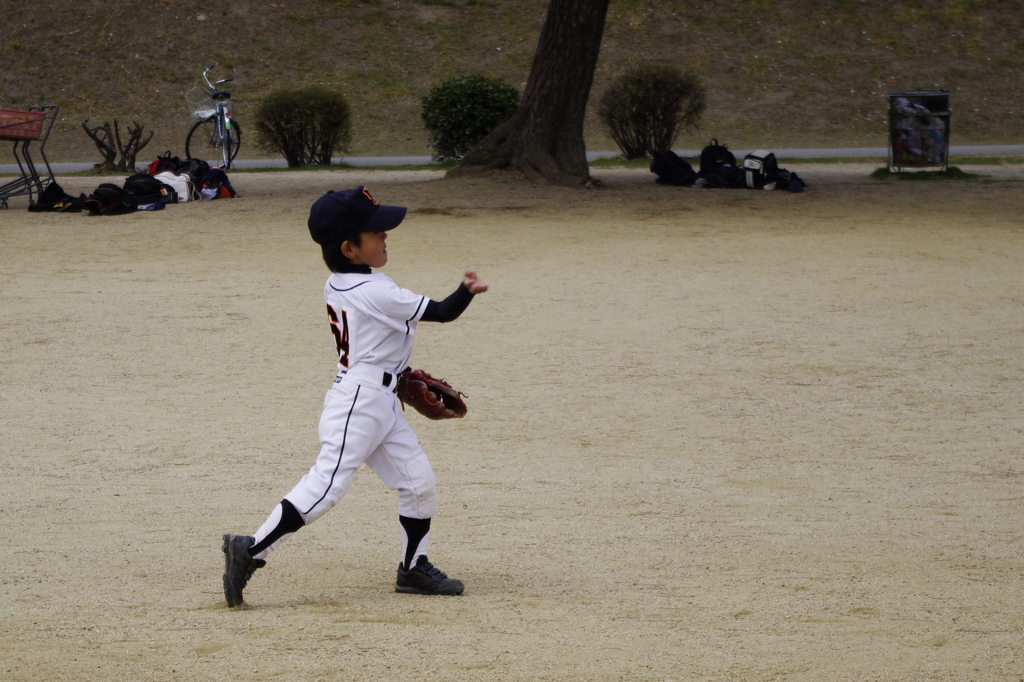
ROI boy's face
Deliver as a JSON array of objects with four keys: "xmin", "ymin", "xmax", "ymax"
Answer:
[{"xmin": 342, "ymin": 230, "xmax": 388, "ymax": 268}]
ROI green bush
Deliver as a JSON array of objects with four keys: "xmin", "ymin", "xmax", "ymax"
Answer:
[
  {"xmin": 598, "ymin": 65, "xmax": 707, "ymax": 160},
  {"xmin": 421, "ymin": 76, "xmax": 520, "ymax": 161},
  {"xmin": 253, "ymin": 87, "xmax": 351, "ymax": 167}
]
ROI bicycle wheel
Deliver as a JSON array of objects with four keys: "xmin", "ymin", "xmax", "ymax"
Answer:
[
  {"xmin": 185, "ymin": 116, "xmax": 218, "ymax": 163},
  {"xmin": 186, "ymin": 116, "xmax": 242, "ymax": 168},
  {"xmin": 221, "ymin": 117, "xmax": 241, "ymax": 169}
]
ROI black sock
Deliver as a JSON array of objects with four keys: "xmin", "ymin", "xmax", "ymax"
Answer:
[
  {"xmin": 251, "ymin": 499, "xmax": 305, "ymax": 556},
  {"xmin": 399, "ymin": 515, "xmax": 431, "ymax": 570}
]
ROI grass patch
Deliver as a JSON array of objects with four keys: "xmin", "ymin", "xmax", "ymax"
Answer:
[
  {"xmin": 948, "ymin": 155, "xmax": 1024, "ymax": 166},
  {"xmin": 780, "ymin": 156, "xmax": 888, "ymax": 164},
  {"xmin": 233, "ymin": 159, "xmax": 458, "ymax": 172},
  {"xmin": 588, "ymin": 156, "xmax": 650, "ymax": 168},
  {"xmin": 871, "ymin": 165, "xmax": 981, "ymax": 180},
  {"xmin": 6, "ymin": 0, "xmax": 1023, "ymax": 164}
]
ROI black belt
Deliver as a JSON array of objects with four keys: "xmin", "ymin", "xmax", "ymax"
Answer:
[
  {"xmin": 336, "ymin": 369, "xmax": 400, "ymax": 393},
  {"xmin": 382, "ymin": 372, "xmax": 403, "ymax": 393}
]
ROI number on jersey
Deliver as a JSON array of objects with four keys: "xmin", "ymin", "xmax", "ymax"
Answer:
[{"xmin": 327, "ymin": 304, "xmax": 349, "ymax": 367}]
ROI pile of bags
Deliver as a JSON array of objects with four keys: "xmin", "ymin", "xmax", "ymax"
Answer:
[
  {"xmin": 650, "ymin": 139, "xmax": 806, "ymax": 193},
  {"xmin": 29, "ymin": 152, "xmax": 237, "ymax": 215}
]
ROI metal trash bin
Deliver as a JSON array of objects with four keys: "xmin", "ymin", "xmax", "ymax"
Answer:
[{"xmin": 888, "ymin": 91, "xmax": 950, "ymax": 172}]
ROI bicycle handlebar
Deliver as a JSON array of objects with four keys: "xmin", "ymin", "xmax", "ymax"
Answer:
[{"xmin": 202, "ymin": 64, "xmax": 234, "ymax": 91}]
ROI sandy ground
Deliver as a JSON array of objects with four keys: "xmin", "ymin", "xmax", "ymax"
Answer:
[{"xmin": 1, "ymin": 162, "xmax": 1023, "ymax": 681}]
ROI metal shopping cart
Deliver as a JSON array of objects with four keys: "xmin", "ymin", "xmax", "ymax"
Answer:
[{"xmin": 0, "ymin": 104, "xmax": 58, "ymax": 208}]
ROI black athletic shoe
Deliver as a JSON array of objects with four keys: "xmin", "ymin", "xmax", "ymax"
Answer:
[
  {"xmin": 222, "ymin": 533, "xmax": 265, "ymax": 607},
  {"xmin": 395, "ymin": 555, "xmax": 465, "ymax": 595}
]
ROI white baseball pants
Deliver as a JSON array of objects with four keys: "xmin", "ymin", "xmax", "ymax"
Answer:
[{"xmin": 284, "ymin": 366, "xmax": 438, "ymax": 524}]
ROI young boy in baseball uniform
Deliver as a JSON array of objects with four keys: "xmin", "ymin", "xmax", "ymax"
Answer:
[{"xmin": 222, "ymin": 186, "xmax": 488, "ymax": 607}]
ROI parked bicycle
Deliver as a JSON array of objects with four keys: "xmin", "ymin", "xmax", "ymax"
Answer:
[{"xmin": 185, "ymin": 64, "xmax": 241, "ymax": 169}]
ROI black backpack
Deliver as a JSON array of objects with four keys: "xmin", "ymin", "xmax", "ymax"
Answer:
[
  {"xmin": 776, "ymin": 169, "xmax": 807, "ymax": 193},
  {"xmin": 147, "ymin": 150, "xmax": 183, "ymax": 176},
  {"xmin": 698, "ymin": 138, "xmax": 736, "ymax": 176},
  {"xmin": 123, "ymin": 172, "xmax": 178, "ymax": 205},
  {"xmin": 83, "ymin": 183, "xmax": 136, "ymax": 216},
  {"xmin": 177, "ymin": 158, "xmax": 211, "ymax": 197},
  {"xmin": 650, "ymin": 150, "xmax": 697, "ymax": 186}
]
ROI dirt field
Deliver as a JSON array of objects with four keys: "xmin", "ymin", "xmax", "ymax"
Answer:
[{"xmin": 2, "ymin": 163, "xmax": 1022, "ymax": 681}]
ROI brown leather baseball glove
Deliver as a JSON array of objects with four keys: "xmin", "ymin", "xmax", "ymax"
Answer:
[{"xmin": 397, "ymin": 369, "xmax": 468, "ymax": 420}]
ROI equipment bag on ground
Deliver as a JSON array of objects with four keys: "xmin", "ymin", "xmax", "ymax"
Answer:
[
  {"xmin": 650, "ymin": 149, "xmax": 697, "ymax": 186},
  {"xmin": 743, "ymin": 150, "xmax": 780, "ymax": 190}
]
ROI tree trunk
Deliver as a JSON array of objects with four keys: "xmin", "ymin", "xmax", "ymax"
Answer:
[
  {"xmin": 82, "ymin": 119, "xmax": 118, "ymax": 171},
  {"xmin": 447, "ymin": 0, "xmax": 610, "ymax": 186},
  {"xmin": 116, "ymin": 120, "xmax": 154, "ymax": 172}
]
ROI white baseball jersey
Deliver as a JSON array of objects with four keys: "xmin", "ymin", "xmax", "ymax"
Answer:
[{"xmin": 324, "ymin": 271, "xmax": 427, "ymax": 375}]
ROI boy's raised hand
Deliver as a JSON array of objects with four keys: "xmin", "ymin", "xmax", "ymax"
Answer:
[{"xmin": 463, "ymin": 270, "xmax": 488, "ymax": 294}]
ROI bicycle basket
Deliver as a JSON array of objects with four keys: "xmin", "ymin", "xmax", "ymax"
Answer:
[{"xmin": 186, "ymin": 86, "xmax": 216, "ymax": 121}]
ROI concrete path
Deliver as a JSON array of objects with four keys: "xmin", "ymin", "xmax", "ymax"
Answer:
[{"xmin": 3, "ymin": 145, "xmax": 1023, "ymax": 174}]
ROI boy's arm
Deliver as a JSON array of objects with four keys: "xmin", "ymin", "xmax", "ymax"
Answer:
[{"xmin": 421, "ymin": 270, "xmax": 488, "ymax": 323}]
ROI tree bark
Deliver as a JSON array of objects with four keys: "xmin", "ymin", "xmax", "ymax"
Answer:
[{"xmin": 447, "ymin": 0, "xmax": 610, "ymax": 186}]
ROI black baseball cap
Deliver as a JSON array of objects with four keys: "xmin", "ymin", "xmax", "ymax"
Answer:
[{"xmin": 308, "ymin": 186, "xmax": 407, "ymax": 245}]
